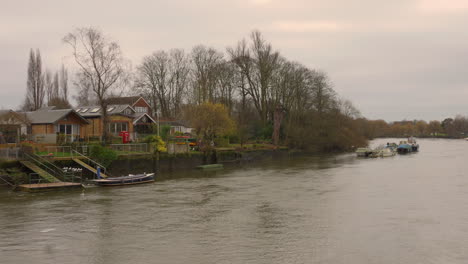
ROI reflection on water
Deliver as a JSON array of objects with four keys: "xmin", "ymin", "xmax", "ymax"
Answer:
[{"xmin": 2, "ymin": 139, "xmax": 468, "ymax": 263}]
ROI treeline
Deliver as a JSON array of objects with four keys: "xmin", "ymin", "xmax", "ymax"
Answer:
[
  {"xmin": 129, "ymin": 30, "xmax": 368, "ymax": 151},
  {"xmin": 357, "ymin": 116, "xmax": 468, "ymax": 139},
  {"xmin": 26, "ymin": 27, "xmax": 369, "ymax": 151}
]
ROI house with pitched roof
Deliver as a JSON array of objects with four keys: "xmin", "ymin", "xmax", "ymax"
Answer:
[
  {"xmin": 75, "ymin": 104, "xmax": 155, "ymax": 140},
  {"xmin": 24, "ymin": 107, "xmax": 89, "ymax": 143}
]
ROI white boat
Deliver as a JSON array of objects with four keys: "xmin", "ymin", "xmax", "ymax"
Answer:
[
  {"xmin": 370, "ymin": 147, "xmax": 396, "ymax": 158},
  {"xmin": 355, "ymin": 147, "xmax": 373, "ymax": 157}
]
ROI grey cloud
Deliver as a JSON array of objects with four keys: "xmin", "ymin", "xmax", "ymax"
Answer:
[{"xmin": 1, "ymin": 0, "xmax": 468, "ymax": 120}]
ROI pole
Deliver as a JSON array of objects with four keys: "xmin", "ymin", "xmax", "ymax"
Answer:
[{"xmin": 157, "ymin": 112, "xmax": 160, "ymax": 137}]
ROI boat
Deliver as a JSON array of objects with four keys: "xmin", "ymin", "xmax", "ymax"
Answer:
[
  {"xmin": 408, "ymin": 136, "xmax": 419, "ymax": 152},
  {"xmin": 355, "ymin": 147, "xmax": 373, "ymax": 157},
  {"xmin": 385, "ymin": 142, "xmax": 398, "ymax": 151},
  {"xmin": 92, "ymin": 173, "xmax": 155, "ymax": 186},
  {"xmin": 370, "ymin": 147, "xmax": 396, "ymax": 158},
  {"xmin": 397, "ymin": 137, "xmax": 419, "ymax": 154},
  {"xmin": 397, "ymin": 141, "xmax": 412, "ymax": 154}
]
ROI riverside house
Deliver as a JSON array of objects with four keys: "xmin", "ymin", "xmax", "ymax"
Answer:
[
  {"xmin": 105, "ymin": 96, "xmax": 156, "ymax": 135},
  {"xmin": 24, "ymin": 107, "xmax": 89, "ymax": 143},
  {"xmin": 75, "ymin": 104, "xmax": 155, "ymax": 141}
]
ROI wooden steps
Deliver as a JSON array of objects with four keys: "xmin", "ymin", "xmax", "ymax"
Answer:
[
  {"xmin": 20, "ymin": 160, "xmax": 61, "ymax": 183},
  {"xmin": 72, "ymin": 158, "xmax": 108, "ymax": 178}
]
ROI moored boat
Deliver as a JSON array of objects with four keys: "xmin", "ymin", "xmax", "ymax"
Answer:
[
  {"xmin": 92, "ymin": 173, "xmax": 155, "ymax": 186},
  {"xmin": 408, "ymin": 136, "xmax": 419, "ymax": 152},
  {"xmin": 355, "ymin": 147, "xmax": 373, "ymax": 157},
  {"xmin": 397, "ymin": 141, "xmax": 412, "ymax": 154},
  {"xmin": 370, "ymin": 147, "xmax": 396, "ymax": 158},
  {"xmin": 397, "ymin": 137, "xmax": 419, "ymax": 154}
]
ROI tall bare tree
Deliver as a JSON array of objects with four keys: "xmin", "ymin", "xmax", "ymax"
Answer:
[
  {"xmin": 24, "ymin": 49, "xmax": 45, "ymax": 111},
  {"xmin": 59, "ymin": 64, "xmax": 69, "ymax": 101},
  {"xmin": 190, "ymin": 45, "xmax": 224, "ymax": 105},
  {"xmin": 229, "ymin": 31, "xmax": 280, "ymax": 125},
  {"xmin": 45, "ymin": 69, "xmax": 54, "ymax": 103},
  {"xmin": 64, "ymin": 27, "xmax": 126, "ymax": 144},
  {"xmin": 137, "ymin": 49, "xmax": 190, "ymax": 118}
]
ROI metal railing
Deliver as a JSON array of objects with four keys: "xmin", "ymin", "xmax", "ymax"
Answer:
[
  {"xmin": 43, "ymin": 146, "xmax": 72, "ymax": 157},
  {"xmin": 109, "ymin": 143, "xmax": 149, "ymax": 153},
  {"xmin": 0, "ymin": 147, "xmax": 20, "ymax": 160},
  {"xmin": 23, "ymin": 153, "xmax": 77, "ymax": 182},
  {"xmin": 0, "ymin": 174, "xmax": 16, "ymax": 187},
  {"xmin": 27, "ymin": 173, "xmax": 42, "ymax": 184},
  {"xmin": 71, "ymin": 150, "xmax": 109, "ymax": 177}
]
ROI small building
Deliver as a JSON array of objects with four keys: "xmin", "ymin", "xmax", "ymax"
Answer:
[
  {"xmin": 159, "ymin": 120, "xmax": 194, "ymax": 135},
  {"xmin": 25, "ymin": 108, "xmax": 89, "ymax": 143},
  {"xmin": 0, "ymin": 110, "xmax": 30, "ymax": 143}
]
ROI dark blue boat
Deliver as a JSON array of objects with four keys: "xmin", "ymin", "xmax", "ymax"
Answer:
[
  {"xmin": 397, "ymin": 143, "xmax": 412, "ymax": 154},
  {"xmin": 92, "ymin": 173, "xmax": 155, "ymax": 186},
  {"xmin": 397, "ymin": 137, "xmax": 419, "ymax": 154}
]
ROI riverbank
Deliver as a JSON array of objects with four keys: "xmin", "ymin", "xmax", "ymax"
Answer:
[{"xmin": 0, "ymin": 148, "xmax": 293, "ymax": 186}]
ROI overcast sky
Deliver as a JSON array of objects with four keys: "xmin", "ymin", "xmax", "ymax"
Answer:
[{"xmin": 1, "ymin": 0, "xmax": 468, "ymax": 121}]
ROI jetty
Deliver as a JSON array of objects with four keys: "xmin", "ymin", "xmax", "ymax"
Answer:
[
  {"xmin": 16, "ymin": 153, "xmax": 83, "ymax": 192},
  {"xmin": 16, "ymin": 182, "xmax": 82, "ymax": 192}
]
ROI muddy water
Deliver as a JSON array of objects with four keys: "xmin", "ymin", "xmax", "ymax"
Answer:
[{"xmin": 1, "ymin": 138, "xmax": 468, "ymax": 264}]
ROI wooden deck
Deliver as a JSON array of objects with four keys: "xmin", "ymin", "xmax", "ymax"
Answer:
[{"xmin": 17, "ymin": 182, "xmax": 83, "ymax": 192}]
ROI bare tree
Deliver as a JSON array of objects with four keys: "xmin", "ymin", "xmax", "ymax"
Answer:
[
  {"xmin": 190, "ymin": 45, "xmax": 224, "ymax": 105},
  {"xmin": 73, "ymin": 72, "xmax": 93, "ymax": 106},
  {"xmin": 24, "ymin": 49, "xmax": 45, "ymax": 111},
  {"xmin": 45, "ymin": 70, "xmax": 54, "ymax": 103},
  {"xmin": 137, "ymin": 50, "xmax": 170, "ymax": 118},
  {"xmin": 167, "ymin": 49, "xmax": 190, "ymax": 118},
  {"xmin": 228, "ymin": 31, "xmax": 280, "ymax": 125},
  {"xmin": 64, "ymin": 27, "xmax": 127, "ymax": 144},
  {"xmin": 59, "ymin": 64, "xmax": 69, "ymax": 101},
  {"xmin": 137, "ymin": 49, "xmax": 190, "ymax": 118}
]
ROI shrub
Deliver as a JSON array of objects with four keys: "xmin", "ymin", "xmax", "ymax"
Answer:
[
  {"xmin": 214, "ymin": 137, "xmax": 229, "ymax": 147},
  {"xmin": 160, "ymin": 125, "xmax": 171, "ymax": 141},
  {"xmin": 89, "ymin": 145, "xmax": 118, "ymax": 167}
]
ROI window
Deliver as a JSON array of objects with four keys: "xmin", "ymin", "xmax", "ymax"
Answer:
[
  {"xmin": 107, "ymin": 107, "xmax": 115, "ymax": 112},
  {"xmin": 90, "ymin": 108, "xmax": 100, "ymax": 113},
  {"xmin": 58, "ymin": 124, "xmax": 72, "ymax": 135},
  {"xmin": 124, "ymin": 108, "xmax": 132, "ymax": 115},
  {"xmin": 135, "ymin": 107, "xmax": 147, "ymax": 113},
  {"xmin": 76, "ymin": 108, "xmax": 82, "ymax": 113},
  {"xmin": 81, "ymin": 108, "xmax": 89, "ymax": 113},
  {"xmin": 107, "ymin": 122, "xmax": 128, "ymax": 134}
]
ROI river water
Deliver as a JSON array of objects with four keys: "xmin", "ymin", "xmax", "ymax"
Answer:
[{"xmin": 1, "ymin": 138, "xmax": 468, "ymax": 264}]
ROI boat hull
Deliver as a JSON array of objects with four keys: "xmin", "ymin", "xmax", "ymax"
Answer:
[{"xmin": 93, "ymin": 173, "xmax": 155, "ymax": 186}]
